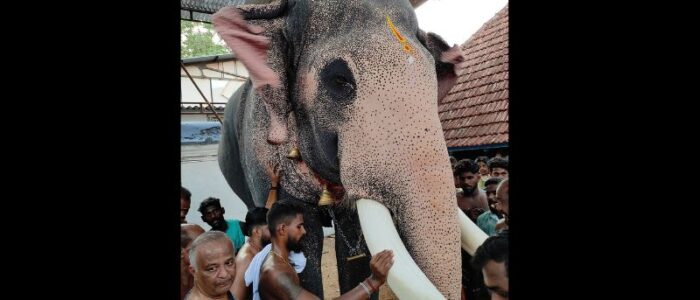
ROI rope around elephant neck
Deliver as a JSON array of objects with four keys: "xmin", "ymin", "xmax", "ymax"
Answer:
[{"xmin": 327, "ymin": 208, "xmax": 365, "ymax": 258}]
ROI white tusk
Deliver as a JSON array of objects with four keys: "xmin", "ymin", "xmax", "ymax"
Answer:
[
  {"xmin": 357, "ymin": 199, "xmax": 446, "ymax": 300},
  {"xmin": 457, "ymin": 208, "xmax": 489, "ymax": 255}
]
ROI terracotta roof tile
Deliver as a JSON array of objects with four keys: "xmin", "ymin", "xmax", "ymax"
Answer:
[{"xmin": 439, "ymin": 5, "xmax": 509, "ymax": 148}]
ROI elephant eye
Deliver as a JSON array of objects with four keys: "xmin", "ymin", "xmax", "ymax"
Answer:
[
  {"xmin": 320, "ymin": 59, "xmax": 356, "ymax": 104},
  {"xmin": 333, "ymin": 75, "xmax": 350, "ymax": 87}
]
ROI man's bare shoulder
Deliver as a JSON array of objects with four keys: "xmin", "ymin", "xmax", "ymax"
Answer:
[
  {"xmin": 260, "ymin": 259, "xmax": 306, "ymax": 300},
  {"xmin": 260, "ymin": 259, "xmax": 297, "ymax": 283},
  {"xmin": 235, "ymin": 245, "xmax": 256, "ymax": 265}
]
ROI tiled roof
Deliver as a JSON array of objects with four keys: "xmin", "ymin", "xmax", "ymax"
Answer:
[{"xmin": 439, "ymin": 5, "xmax": 508, "ymax": 148}]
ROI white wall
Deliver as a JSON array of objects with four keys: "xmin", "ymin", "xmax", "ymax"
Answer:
[
  {"xmin": 181, "ymin": 114, "xmax": 212, "ymax": 122},
  {"xmin": 181, "ymin": 59, "xmax": 249, "ymax": 230},
  {"xmin": 181, "ymin": 59, "xmax": 247, "ymax": 104},
  {"xmin": 181, "ymin": 144, "xmax": 247, "ymax": 230},
  {"xmin": 181, "ymin": 77, "xmax": 212, "ymax": 102}
]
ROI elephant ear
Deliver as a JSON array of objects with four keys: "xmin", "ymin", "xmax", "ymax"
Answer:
[
  {"xmin": 418, "ymin": 30, "xmax": 465, "ymax": 101},
  {"xmin": 213, "ymin": 1, "xmax": 289, "ymax": 144}
]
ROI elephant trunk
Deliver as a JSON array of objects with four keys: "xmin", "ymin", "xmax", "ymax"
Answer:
[
  {"xmin": 396, "ymin": 185, "xmax": 461, "ymax": 300},
  {"xmin": 340, "ymin": 114, "xmax": 462, "ymax": 299}
]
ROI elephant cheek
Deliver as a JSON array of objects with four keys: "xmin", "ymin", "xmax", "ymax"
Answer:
[{"xmin": 298, "ymin": 67, "xmax": 318, "ymax": 108}]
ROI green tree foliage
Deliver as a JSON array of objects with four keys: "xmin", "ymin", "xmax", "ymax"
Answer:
[{"xmin": 181, "ymin": 20, "xmax": 231, "ymax": 58}]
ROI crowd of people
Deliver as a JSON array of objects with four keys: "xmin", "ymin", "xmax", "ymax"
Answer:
[
  {"xmin": 180, "ymin": 154, "xmax": 509, "ymax": 300},
  {"xmin": 451, "ymin": 155, "xmax": 510, "ymax": 300}
]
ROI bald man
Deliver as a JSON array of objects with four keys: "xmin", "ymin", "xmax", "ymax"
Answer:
[{"xmin": 186, "ymin": 231, "xmax": 237, "ymax": 300}]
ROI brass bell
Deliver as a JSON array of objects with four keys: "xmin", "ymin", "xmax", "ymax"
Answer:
[
  {"xmin": 287, "ymin": 147, "xmax": 301, "ymax": 159},
  {"xmin": 318, "ymin": 184, "xmax": 334, "ymax": 206}
]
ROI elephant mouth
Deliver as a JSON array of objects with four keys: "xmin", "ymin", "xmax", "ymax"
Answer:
[
  {"xmin": 356, "ymin": 199, "xmax": 488, "ymax": 300},
  {"xmin": 311, "ymin": 171, "xmax": 345, "ymax": 201},
  {"xmin": 285, "ymin": 156, "xmax": 346, "ymax": 205}
]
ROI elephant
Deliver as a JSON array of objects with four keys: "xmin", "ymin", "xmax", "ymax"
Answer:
[{"xmin": 213, "ymin": 1, "xmax": 487, "ymax": 299}]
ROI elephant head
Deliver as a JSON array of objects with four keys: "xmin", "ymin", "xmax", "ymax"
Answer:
[{"xmin": 213, "ymin": 1, "xmax": 481, "ymax": 299}]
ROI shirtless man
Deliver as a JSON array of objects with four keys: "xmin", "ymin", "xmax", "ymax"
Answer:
[
  {"xmin": 231, "ymin": 207, "xmax": 271, "ymax": 300},
  {"xmin": 454, "ymin": 159, "xmax": 489, "ymax": 222},
  {"xmin": 259, "ymin": 202, "xmax": 394, "ymax": 300}
]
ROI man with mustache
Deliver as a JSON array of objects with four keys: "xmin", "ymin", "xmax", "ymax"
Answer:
[
  {"xmin": 454, "ymin": 159, "xmax": 492, "ymax": 300},
  {"xmin": 186, "ymin": 231, "xmax": 237, "ymax": 300},
  {"xmin": 476, "ymin": 177, "xmax": 504, "ymax": 237},
  {"xmin": 199, "ymin": 197, "xmax": 246, "ymax": 252},
  {"xmin": 454, "ymin": 159, "xmax": 490, "ymax": 222},
  {"xmin": 257, "ymin": 202, "xmax": 394, "ymax": 300}
]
